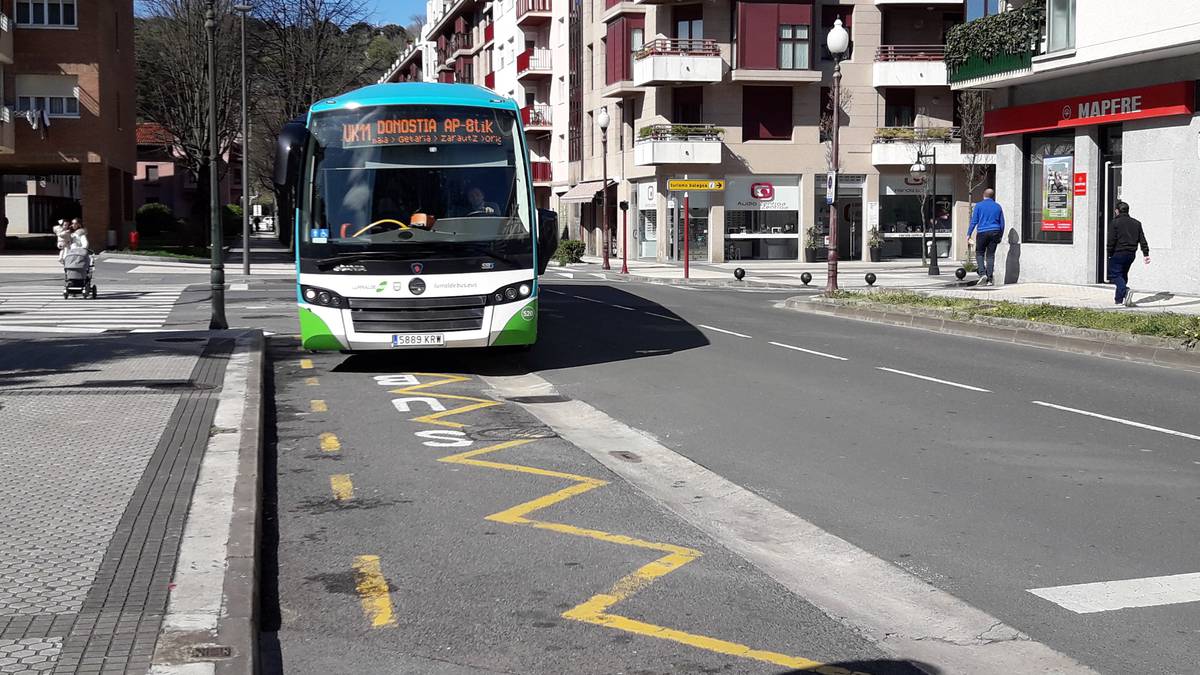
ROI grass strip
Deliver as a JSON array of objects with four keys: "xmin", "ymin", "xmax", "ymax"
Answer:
[{"xmin": 832, "ymin": 290, "xmax": 1200, "ymax": 345}]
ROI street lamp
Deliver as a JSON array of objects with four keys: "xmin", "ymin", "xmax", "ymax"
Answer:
[
  {"xmin": 910, "ymin": 148, "xmax": 941, "ymax": 275},
  {"xmin": 206, "ymin": 0, "xmax": 227, "ymax": 329},
  {"xmin": 234, "ymin": 3, "xmax": 252, "ymax": 276},
  {"xmin": 824, "ymin": 18, "xmax": 849, "ymax": 294},
  {"xmin": 597, "ymin": 106, "xmax": 611, "ymax": 270}
]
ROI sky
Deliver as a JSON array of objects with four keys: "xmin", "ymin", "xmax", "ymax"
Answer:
[{"xmin": 368, "ymin": 0, "xmax": 426, "ymax": 25}]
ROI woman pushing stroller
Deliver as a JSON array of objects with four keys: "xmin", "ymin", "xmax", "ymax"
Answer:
[{"xmin": 54, "ymin": 218, "xmax": 89, "ymax": 261}]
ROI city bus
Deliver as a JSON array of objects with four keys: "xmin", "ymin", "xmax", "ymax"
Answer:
[{"xmin": 273, "ymin": 82, "xmax": 557, "ymax": 351}]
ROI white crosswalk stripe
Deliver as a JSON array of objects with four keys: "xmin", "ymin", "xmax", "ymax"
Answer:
[{"xmin": 0, "ymin": 285, "xmax": 186, "ymax": 333}]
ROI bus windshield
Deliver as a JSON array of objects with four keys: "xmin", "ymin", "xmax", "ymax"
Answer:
[{"xmin": 299, "ymin": 104, "xmax": 533, "ymax": 267}]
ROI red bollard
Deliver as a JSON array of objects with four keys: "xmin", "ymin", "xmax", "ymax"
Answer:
[{"xmin": 129, "ymin": 231, "xmax": 140, "ymax": 251}]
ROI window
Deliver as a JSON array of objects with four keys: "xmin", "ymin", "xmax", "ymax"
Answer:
[
  {"xmin": 820, "ymin": 5, "xmax": 852, "ymax": 60},
  {"xmin": 673, "ymin": 87, "xmax": 703, "ymax": 125},
  {"xmin": 631, "ymin": 27, "xmax": 644, "ymax": 74},
  {"xmin": 884, "ymin": 88, "xmax": 915, "ymax": 127},
  {"xmin": 17, "ymin": 0, "xmax": 78, "ymax": 27},
  {"xmin": 779, "ymin": 24, "xmax": 809, "ymax": 70},
  {"xmin": 674, "ymin": 4, "xmax": 702, "ymax": 40},
  {"xmin": 742, "ymin": 86, "xmax": 791, "ymax": 141},
  {"xmin": 146, "ymin": 165, "xmax": 160, "ymax": 184},
  {"xmin": 1023, "ymin": 132, "xmax": 1074, "ymax": 244},
  {"xmin": 1047, "ymin": 0, "xmax": 1076, "ymax": 52},
  {"xmin": 16, "ymin": 95, "xmax": 79, "ymax": 117}
]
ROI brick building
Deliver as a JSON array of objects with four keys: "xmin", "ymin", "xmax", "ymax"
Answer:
[{"xmin": 0, "ymin": 0, "xmax": 136, "ymax": 248}]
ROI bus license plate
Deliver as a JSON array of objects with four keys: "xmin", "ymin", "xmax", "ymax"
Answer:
[{"xmin": 391, "ymin": 333, "xmax": 445, "ymax": 347}]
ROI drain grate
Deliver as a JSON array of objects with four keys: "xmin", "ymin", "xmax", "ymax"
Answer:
[
  {"xmin": 505, "ymin": 394, "xmax": 570, "ymax": 404},
  {"xmin": 471, "ymin": 426, "xmax": 558, "ymax": 440}
]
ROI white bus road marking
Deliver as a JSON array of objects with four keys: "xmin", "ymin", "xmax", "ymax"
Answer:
[
  {"xmin": 1032, "ymin": 401, "xmax": 1200, "ymax": 441},
  {"xmin": 876, "ymin": 367, "xmax": 990, "ymax": 392},
  {"xmin": 768, "ymin": 341, "xmax": 848, "ymax": 361},
  {"xmin": 644, "ymin": 312, "xmax": 681, "ymax": 322},
  {"xmin": 1029, "ymin": 572, "xmax": 1200, "ymax": 614},
  {"xmin": 697, "ymin": 324, "xmax": 752, "ymax": 339}
]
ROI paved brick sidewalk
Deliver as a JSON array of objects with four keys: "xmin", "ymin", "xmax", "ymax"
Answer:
[{"xmin": 0, "ymin": 332, "xmax": 260, "ymax": 675}]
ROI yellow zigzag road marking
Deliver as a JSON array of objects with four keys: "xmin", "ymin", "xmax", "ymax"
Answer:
[
  {"xmin": 439, "ymin": 439, "xmax": 855, "ymax": 673},
  {"xmin": 352, "ymin": 555, "xmax": 397, "ymax": 628},
  {"xmin": 390, "ymin": 373, "xmax": 502, "ymax": 428}
]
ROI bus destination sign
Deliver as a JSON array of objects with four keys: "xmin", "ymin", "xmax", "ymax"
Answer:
[{"xmin": 342, "ymin": 117, "xmax": 503, "ymax": 147}]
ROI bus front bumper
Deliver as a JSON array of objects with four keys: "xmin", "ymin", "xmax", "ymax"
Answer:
[{"xmin": 299, "ymin": 297, "xmax": 538, "ymax": 351}]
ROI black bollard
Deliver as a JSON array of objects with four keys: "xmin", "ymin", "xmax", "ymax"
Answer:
[
  {"xmin": 800, "ymin": 272, "xmax": 812, "ymax": 285},
  {"xmin": 734, "ymin": 267, "xmax": 745, "ymax": 281},
  {"xmin": 955, "ymin": 267, "xmax": 967, "ymax": 281},
  {"xmin": 865, "ymin": 272, "xmax": 877, "ymax": 286}
]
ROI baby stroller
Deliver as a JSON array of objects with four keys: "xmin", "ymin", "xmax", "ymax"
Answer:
[{"xmin": 62, "ymin": 247, "xmax": 98, "ymax": 299}]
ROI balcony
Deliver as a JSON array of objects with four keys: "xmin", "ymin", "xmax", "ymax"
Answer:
[
  {"xmin": 633, "ymin": 124, "xmax": 722, "ymax": 166},
  {"xmin": 484, "ymin": 71, "xmax": 495, "ymax": 89},
  {"xmin": 521, "ymin": 104, "xmax": 552, "ymax": 132},
  {"xmin": 483, "ymin": 23, "xmax": 494, "ymax": 45},
  {"xmin": 530, "ymin": 160, "xmax": 552, "ymax": 184},
  {"xmin": 632, "ymin": 39, "xmax": 723, "ymax": 86},
  {"xmin": 0, "ymin": 13, "xmax": 12, "ymax": 66},
  {"xmin": 0, "ymin": 107, "xmax": 14, "ymax": 154},
  {"xmin": 945, "ymin": 1, "xmax": 1043, "ymax": 89},
  {"xmin": 450, "ymin": 32, "xmax": 474, "ymax": 58},
  {"xmin": 517, "ymin": 48, "xmax": 552, "ymax": 79},
  {"xmin": 873, "ymin": 45, "xmax": 947, "ymax": 87},
  {"xmin": 871, "ymin": 126, "xmax": 996, "ymax": 165},
  {"xmin": 516, "ymin": 0, "xmax": 552, "ymax": 26}
]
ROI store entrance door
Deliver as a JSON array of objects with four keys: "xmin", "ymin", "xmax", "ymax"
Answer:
[{"xmin": 1099, "ymin": 163, "xmax": 1123, "ymax": 282}]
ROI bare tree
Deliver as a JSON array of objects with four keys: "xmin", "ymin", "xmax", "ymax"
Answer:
[
  {"xmin": 137, "ymin": 0, "xmax": 243, "ymax": 243},
  {"xmin": 911, "ymin": 111, "xmax": 937, "ymax": 266},
  {"xmin": 957, "ymin": 89, "xmax": 992, "ymax": 261},
  {"xmin": 819, "ymin": 85, "xmax": 854, "ymax": 171}
]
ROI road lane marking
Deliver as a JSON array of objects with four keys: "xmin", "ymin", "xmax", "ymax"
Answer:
[
  {"xmin": 697, "ymin": 324, "xmax": 752, "ymax": 339},
  {"xmin": 300, "ymin": 358, "xmax": 313, "ymax": 369},
  {"xmin": 487, "ymin": 372, "xmax": 1094, "ymax": 674},
  {"xmin": 1032, "ymin": 401, "xmax": 1200, "ymax": 441},
  {"xmin": 438, "ymin": 439, "xmax": 835, "ymax": 672},
  {"xmin": 644, "ymin": 312, "xmax": 681, "ymax": 322},
  {"xmin": 330, "ymin": 474, "xmax": 355, "ymax": 502},
  {"xmin": 352, "ymin": 555, "xmax": 397, "ymax": 627},
  {"xmin": 556, "ymin": 272, "xmax": 574, "ymax": 279},
  {"xmin": 611, "ymin": 304, "xmax": 636, "ymax": 311},
  {"xmin": 542, "ymin": 288, "xmax": 567, "ymax": 294},
  {"xmin": 310, "ymin": 399, "xmax": 328, "ymax": 413},
  {"xmin": 304, "ymin": 377, "xmax": 319, "ymax": 386},
  {"xmin": 572, "ymin": 294, "xmax": 607, "ymax": 304},
  {"xmin": 768, "ymin": 341, "xmax": 848, "ymax": 361},
  {"xmin": 876, "ymin": 367, "xmax": 990, "ymax": 392},
  {"xmin": 319, "ymin": 432, "xmax": 341, "ymax": 452},
  {"xmin": 1029, "ymin": 572, "xmax": 1200, "ymax": 614}
]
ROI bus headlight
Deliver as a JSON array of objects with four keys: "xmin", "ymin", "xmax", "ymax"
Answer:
[
  {"xmin": 301, "ymin": 285, "xmax": 345, "ymax": 308},
  {"xmin": 488, "ymin": 281, "xmax": 535, "ymax": 305}
]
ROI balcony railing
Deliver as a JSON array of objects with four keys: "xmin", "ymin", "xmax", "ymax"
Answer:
[
  {"xmin": 875, "ymin": 44, "xmax": 945, "ymax": 61},
  {"xmin": 634, "ymin": 38, "xmax": 720, "ymax": 59},
  {"xmin": 517, "ymin": 0, "xmax": 552, "ymax": 19},
  {"xmin": 484, "ymin": 71, "xmax": 495, "ymax": 89},
  {"xmin": 530, "ymin": 161, "xmax": 552, "ymax": 183},
  {"xmin": 873, "ymin": 126, "xmax": 962, "ymax": 143},
  {"xmin": 948, "ymin": 48, "xmax": 1035, "ymax": 84},
  {"xmin": 517, "ymin": 48, "xmax": 552, "ymax": 75},
  {"xmin": 450, "ymin": 32, "xmax": 473, "ymax": 54},
  {"xmin": 521, "ymin": 104, "xmax": 552, "ymax": 128},
  {"xmin": 637, "ymin": 124, "xmax": 723, "ymax": 142}
]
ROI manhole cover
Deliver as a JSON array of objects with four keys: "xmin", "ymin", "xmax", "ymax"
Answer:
[
  {"xmin": 471, "ymin": 426, "xmax": 558, "ymax": 440},
  {"xmin": 505, "ymin": 394, "xmax": 570, "ymax": 404}
]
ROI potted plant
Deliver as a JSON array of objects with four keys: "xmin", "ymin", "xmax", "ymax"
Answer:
[
  {"xmin": 804, "ymin": 226, "xmax": 822, "ymax": 263},
  {"xmin": 867, "ymin": 228, "xmax": 883, "ymax": 262}
]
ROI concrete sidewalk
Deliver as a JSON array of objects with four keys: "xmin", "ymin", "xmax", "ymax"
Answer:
[
  {"xmin": 571, "ymin": 255, "xmax": 1200, "ymax": 315},
  {"xmin": 0, "ymin": 330, "xmax": 264, "ymax": 675}
]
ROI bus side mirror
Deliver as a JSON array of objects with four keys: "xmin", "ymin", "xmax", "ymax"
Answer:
[
  {"xmin": 273, "ymin": 119, "xmax": 309, "ymax": 203},
  {"xmin": 536, "ymin": 208, "xmax": 559, "ymax": 275}
]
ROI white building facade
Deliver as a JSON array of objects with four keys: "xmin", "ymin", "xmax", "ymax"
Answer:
[{"xmin": 950, "ymin": 0, "xmax": 1200, "ymax": 293}]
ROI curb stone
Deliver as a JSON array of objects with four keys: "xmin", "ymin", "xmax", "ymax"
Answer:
[
  {"xmin": 561, "ymin": 267, "xmax": 808, "ymax": 290},
  {"xmin": 101, "ymin": 252, "xmax": 225, "ymax": 264},
  {"xmin": 782, "ymin": 297, "xmax": 1200, "ymax": 373}
]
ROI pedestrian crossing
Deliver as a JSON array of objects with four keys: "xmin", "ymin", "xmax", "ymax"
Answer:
[{"xmin": 0, "ymin": 285, "xmax": 186, "ymax": 333}]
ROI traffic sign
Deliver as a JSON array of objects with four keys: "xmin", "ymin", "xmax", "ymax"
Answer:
[{"xmin": 667, "ymin": 179, "xmax": 725, "ymax": 192}]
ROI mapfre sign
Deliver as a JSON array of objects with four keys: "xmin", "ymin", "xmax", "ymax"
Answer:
[{"xmin": 984, "ymin": 81, "xmax": 1196, "ymax": 138}]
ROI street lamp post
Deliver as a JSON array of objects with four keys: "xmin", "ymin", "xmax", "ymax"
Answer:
[
  {"xmin": 234, "ymin": 3, "xmax": 252, "ymax": 276},
  {"xmin": 619, "ymin": 200, "xmax": 629, "ymax": 274},
  {"xmin": 597, "ymin": 106, "xmax": 611, "ymax": 270},
  {"xmin": 824, "ymin": 18, "xmax": 849, "ymax": 294},
  {"xmin": 206, "ymin": 0, "xmax": 227, "ymax": 329},
  {"xmin": 911, "ymin": 148, "xmax": 941, "ymax": 275}
]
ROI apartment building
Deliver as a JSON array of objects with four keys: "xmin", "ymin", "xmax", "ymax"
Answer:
[
  {"xmin": 948, "ymin": 0, "xmax": 1200, "ymax": 294},
  {"xmin": 569, "ymin": 0, "xmax": 990, "ymax": 263},
  {"xmin": 382, "ymin": 0, "xmax": 573, "ymax": 211},
  {"xmin": 385, "ymin": 0, "xmax": 987, "ymax": 263},
  {"xmin": 0, "ymin": 0, "xmax": 136, "ymax": 247}
]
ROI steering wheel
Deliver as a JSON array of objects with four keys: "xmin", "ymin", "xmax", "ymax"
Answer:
[{"xmin": 348, "ymin": 219, "xmax": 408, "ymax": 238}]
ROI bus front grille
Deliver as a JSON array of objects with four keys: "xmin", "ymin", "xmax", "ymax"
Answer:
[{"xmin": 346, "ymin": 295, "xmax": 488, "ymax": 333}]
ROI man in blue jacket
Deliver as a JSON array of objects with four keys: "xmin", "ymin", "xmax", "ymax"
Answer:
[{"xmin": 967, "ymin": 188, "xmax": 1005, "ymax": 286}]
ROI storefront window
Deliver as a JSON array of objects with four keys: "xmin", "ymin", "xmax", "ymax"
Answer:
[
  {"xmin": 880, "ymin": 194, "xmax": 952, "ymax": 234},
  {"xmin": 725, "ymin": 211, "xmax": 798, "ymax": 235},
  {"xmin": 1024, "ymin": 132, "xmax": 1075, "ymax": 244}
]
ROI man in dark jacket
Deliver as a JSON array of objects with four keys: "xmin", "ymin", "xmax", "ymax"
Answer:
[{"xmin": 1106, "ymin": 201, "xmax": 1150, "ymax": 306}]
